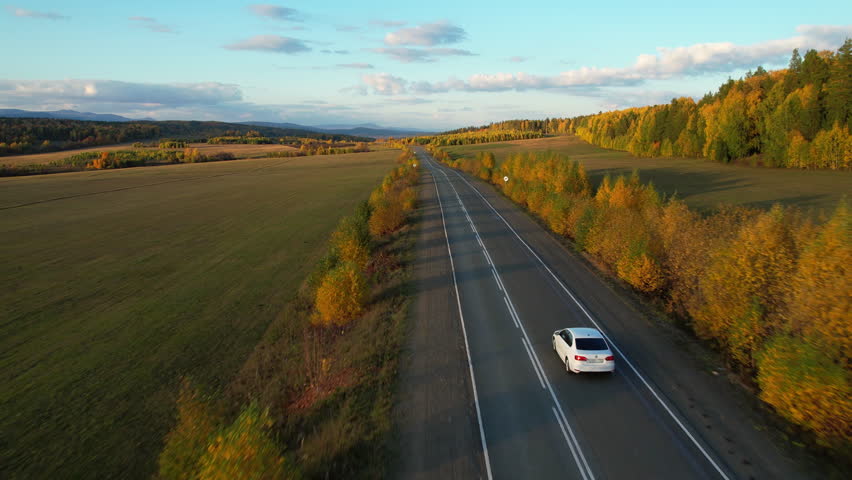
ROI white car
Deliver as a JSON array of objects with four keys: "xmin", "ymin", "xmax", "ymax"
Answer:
[{"xmin": 552, "ymin": 327, "xmax": 615, "ymax": 373}]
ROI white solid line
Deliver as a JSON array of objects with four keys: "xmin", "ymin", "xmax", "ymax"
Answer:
[
  {"xmin": 431, "ymin": 168, "xmax": 494, "ymax": 480},
  {"xmin": 431, "ymin": 160, "xmax": 595, "ymax": 480},
  {"xmin": 483, "ymin": 248, "xmax": 494, "ymax": 266},
  {"xmin": 553, "ymin": 407, "xmax": 590, "ymax": 480},
  {"xmin": 521, "ymin": 337, "xmax": 547, "ymax": 390},
  {"xmin": 503, "ymin": 296, "xmax": 519, "ymax": 328},
  {"xmin": 492, "ymin": 269, "xmax": 502, "ymax": 291},
  {"xmin": 448, "ymin": 165, "xmax": 731, "ymax": 480}
]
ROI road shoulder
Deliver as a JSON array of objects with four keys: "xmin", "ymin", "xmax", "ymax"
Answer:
[{"xmin": 391, "ymin": 168, "xmax": 485, "ymax": 480}]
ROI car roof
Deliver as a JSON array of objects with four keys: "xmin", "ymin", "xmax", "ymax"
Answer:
[{"xmin": 565, "ymin": 327, "xmax": 604, "ymax": 338}]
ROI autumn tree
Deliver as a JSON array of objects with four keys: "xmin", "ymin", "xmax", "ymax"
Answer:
[
  {"xmin": 158, "ymin": 379, "xmax": 222, "ymax": 480},
  {"xmin": 313, "ymin": 262, "xmax": 367, "ymax": 327},
  {"xmin": 196, "ymin": 403, "xmax": 289, "ymax": 480}
]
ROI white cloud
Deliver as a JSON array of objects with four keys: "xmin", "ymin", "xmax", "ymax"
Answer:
[
  {"xmin": 129, "ymin": 16, "xmax": 176, "ymax": 34},
  {"xmin": 358, "ymin": 24, "xmax": 852, "ymax": 95},
  {"xmin": 248, "ymin": 4, "xmax": 301, "ymax": 21},
  {"xmin": 360, "ymin": 73, "xmax": 408, "ymax": 95},
  {"xmin": 224, "ymin": 35, "xmax": 310, "ymax": 54},
  {"xmin": 384, "ymin": 21, "xmax": 466, "ymax": 46},
  {"xmin": 5, "ymin": 6, "xmax": 68, "ymax": 20},
  {"xmin": 0, "ymin": 79, "xmax": 243, "ymax": 106},
  {"xmin": 508, "ymin": 56, "xmax": 531, "ymax": 63},
  {"xmin": 369, "ymin": 47, "xmax": 476, "ymax": 63}
]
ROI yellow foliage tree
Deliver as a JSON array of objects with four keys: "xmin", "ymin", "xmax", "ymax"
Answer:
[
  {"xmin": 196, "ymin": 403, "xmax": 288, "ymax": 480},
  {"xmin": 313, "ymin": 262, "xmax": 367, "ymax": 327},
  {"xmin": 693, "ymin": 205, "xmax": 800, "ymax": 367},
  {"xmin": 785, "ymin": 201, "xmax": 851, "ymax": 364},
  {"xmin": 369, "ymin": 200, "xmax": 405, "ymax": 237},
  {"xmin": 331, "ymin": 216, "xmax": 370, "ymax": 270},
  {"xmin": 158, "ymin": 379, "xmax": 221, "ymax": 480},
  {"xmin": 756, "ymin": 335, "xmax": 851, "ymax": 448},
  {"xmin": 617, "ymin": 253, "xmax": 665, "ymax": 293}
]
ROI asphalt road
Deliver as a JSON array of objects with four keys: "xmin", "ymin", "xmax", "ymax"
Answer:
[{"xmin": 395, "ymin": 148, "xmax": 810, "ymax": 480}]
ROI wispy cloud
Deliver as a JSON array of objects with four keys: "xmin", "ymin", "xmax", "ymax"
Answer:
[
  {"xmin": 224, "ymin": 35, "xmax": 310, "ymax": 54},
  {"xmin": 336, "ymin": 25, "xmax": 360, "ymax": 32},
  {"xmin": 369, "ymin": 47, "xmax": 476, "ymax": 63},
  {"xmin": 358, "ymin": 25, "xmax": 852, "ymax": 95},
  {"xmin": 384, "ymin": 21, "xmax": 466, "ymax": 46},
  {"xmin": 338, "ymin": 63, "xmax": 374, "ymax": 69},
  {"xmin": 129, "ymin": 16, "xmax": 176, "ymax": 34},
  {"xmin": 5, "ymin": 6, "xmax": 68, "ymax": 20},
  {"xmin": 0, "ymin": 79, "xmax": 242, "ymax": 106},
  {"xmin": 507, "ymin": 56, "xmax": 531, "ymax": 63},
  {"xmin": 321, "ymin": 49, "xmax": 349, "ymax": 55},
  {"xmin": 248, "ymin": 4, "xmax": 302, "ymax": 21},
  {"xmin": 370, "ymin": 19, "xmax": 406, "ymax": 27}
]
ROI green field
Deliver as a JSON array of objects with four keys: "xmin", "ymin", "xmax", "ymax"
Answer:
[
  {"xmin": 446, "ymin": 135, "xmax": 851, "ymax": 215},
  {"xmin": 0, "ymin": 152, "xmax": 397, "ymax": 478}
]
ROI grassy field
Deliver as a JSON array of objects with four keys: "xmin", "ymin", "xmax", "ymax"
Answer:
[
  {"xmin": 446, "ymin": 135, "xmax": 851, "ymax": 215},
  {"xmin": 0, "ymin": 143, "xmax": 301, "ymax": 166},
  {"xmin": 0, "ymin": 151, "xmax": 397, "ymax": 479}
]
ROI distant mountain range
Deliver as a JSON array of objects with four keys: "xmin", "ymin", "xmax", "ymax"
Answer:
[
  {"xmin": 238, "ymin": 121, "xmax": 433, "ymax": 138},
  {"xmin": 0, "ymin": 108, "xmax": 146, "ymax": 122},
  {"xmin": 0, "ymin": 109, "xmax": 434, "ymax": 138}
]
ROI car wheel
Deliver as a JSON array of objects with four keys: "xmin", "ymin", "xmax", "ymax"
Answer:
[{"xmin": 552, "ymin": 339, "xmax": 556, "ymax": 351}]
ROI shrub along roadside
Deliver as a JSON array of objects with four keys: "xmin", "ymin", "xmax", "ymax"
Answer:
[
  {"xmin": 430, "ymin": 145, "xmax": 850, "ymax": 458},
  {"xmin": 156, "ymin": 148, "xmax": 420, "ymax": 479}
]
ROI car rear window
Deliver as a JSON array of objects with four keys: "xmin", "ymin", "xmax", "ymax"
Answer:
[{"xmin": 575, "ymin": 338, "xmax": 608, "ymax": 351}]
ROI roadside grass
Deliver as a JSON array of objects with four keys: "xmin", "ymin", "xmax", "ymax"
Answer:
[
  {"xmin": 445, "ymin": 135, "xmax": 851, "ymax": 216},
  {"xmin": 222, "ymin": 223, "xmax": 414, "ymax": 478},
  {"xmin": 0, "ymin": 151, "xmax": 397, "ymax": 479}
]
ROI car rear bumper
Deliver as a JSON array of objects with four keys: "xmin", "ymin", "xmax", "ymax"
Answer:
[{"xmin": 573, "ymin": 362, "xmax": 615, "ymax": 373}]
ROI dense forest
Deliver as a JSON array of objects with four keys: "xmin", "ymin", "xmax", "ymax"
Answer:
[
  {"xmin": 0, "ymin": 118, "xmax": 371, "ymax": 156},
  {"xmin": 442, "ymin": 40, "xmax": 851, "ymax": 170}
]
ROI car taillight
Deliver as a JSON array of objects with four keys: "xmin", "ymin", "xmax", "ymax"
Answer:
[
  {"xmin": 574, "ymin": 355, "xmax": 587, "ymax": 361},
  {"xmin": 605, "ymin": 355, "xmax": 614, "ymax": 361}
]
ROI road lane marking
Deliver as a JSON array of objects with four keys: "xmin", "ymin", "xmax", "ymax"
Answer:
[
  {"xmin": 503, "ymin": 296, "xmax": 520, "ymax": 328},
  {"xmin": 443, "ymin": 162, "xmax": 732, "ymax": 480},
  {"xmin": 553, "ymin": 407, "xmax": 590, "ymax": 480},
  {"xmin": 492, "ymin": 269, "xmax": 502, "ymax": 291},
  {"xmin": 431, "ymin": 161, "xmax": 596, "ymax": 480},
  {"xmin": 522, "ymin": 337, "xmax": 547, "ymax": 390},
  {"xmin": 430, "ymin": 168, "xmax": 494, "ymax": 480}
]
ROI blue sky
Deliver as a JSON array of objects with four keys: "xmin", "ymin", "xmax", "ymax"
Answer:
[{"xmin": 1, "ymin": 1, "xmax": 850, "ymax": 129}]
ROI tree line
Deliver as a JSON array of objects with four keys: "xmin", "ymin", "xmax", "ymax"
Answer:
[
  {"xmin": 402, "ymin": 129, "xmax": 543, "ymax": 146},
  {"xmin": 0, "ymin": 119, "xmax": 371, "ymax": 156},
  {"xmin": 440, "ymin": 40, "xmax": 851, "ymax": 170},
  {"xmin": 430, "ymin": 145, "xmax": 850, "ymax": 454},
  {"xmin": 571, "ymin": 41, "xmax": 851, "ymax": 169}
]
